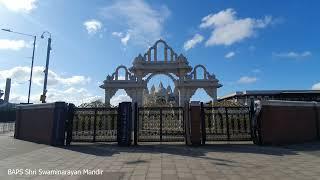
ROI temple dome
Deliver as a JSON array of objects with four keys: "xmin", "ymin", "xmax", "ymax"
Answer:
[{"xmin": 155, "ymin": 82, "xmax": 166, "ymax": 95}]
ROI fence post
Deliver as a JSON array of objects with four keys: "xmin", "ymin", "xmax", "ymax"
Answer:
[
  {"xmin": 160, "ymin": 108, "xmax": 163, "ymax": 143},
  {"xmin": 314, "ymin": 103, "xmax": 320, "ymax": 140},
  {"xmin": 200, "ymin": 102, "xmax": 206, "ymax": 145},
  {"xmin": 184, "ymin": 102, "xmax": 191, "ymax": 145},
  {"xmin": 249, "ymin": 98, "xmax": 255, "ymax": 140},
  {"xmin": 14, "ymin": 106, "xmax": 21, "ymax": 139},
  {"xmin": 134, "ymin": 102, "xmax": 138, "ymax": 145},
  {"xmin": 66, "ymin": 103, "xmax": 75, "ymax": 146},
  {"xmin": 93, "ymin": 109, "xmax": 97, "ymax": 142},
  {"xmin": 189, "ymin": 102, "xmax": 202, "ymax": 146},
  {"xmin": 117, "ymin": 102, "xmax": 132, "ymax": 146},
  {"xmin": 225, "ymin": 107, "xmax": 230, "ymax": 141}
]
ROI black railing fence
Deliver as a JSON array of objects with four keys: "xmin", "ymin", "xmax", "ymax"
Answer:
[
  {"xmin": 68, "ymin": 107, "xmax": 118, "ymax": 143},
  {"xmin": 0, "ymin": 105, "xmax": 16, "ymax": 134},
  {"xmin": 201, "ymin": 104, "xmax": 252, "ymax": 142},
  {"xmin": 0, "ymin": 122, "xmax": 15, "ymax": 134},
  {"xmin": 136, "ymin": 106, "xmax": 185, "ymax": 142},
  {"xmin": 65, "ymin": 101, "xmax": 255, "ymax": 145}
]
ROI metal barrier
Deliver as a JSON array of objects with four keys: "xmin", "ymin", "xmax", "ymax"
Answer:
[
  {"xmin": 202, "ymin": 105, "xmax": 252, "ymax": 142},
  {"xmin": 0, "ymin": 122, "xmax": 15, "ymax": 134},
  {"xmin": 70, "ymin": 107, "xmax": 118, "ymax": 142},
  {"xmin": 137, "ymin": 106, "xmax": 185, "ymax": 142}
]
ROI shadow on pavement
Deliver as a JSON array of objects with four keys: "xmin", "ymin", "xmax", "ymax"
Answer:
[
  {"xmin": 284, "ymin": 141, "xmax": 320, "ymax": 157},
  {"xmin": 61, "ymin": 141, "xmax": 313, "ymax": 158}
]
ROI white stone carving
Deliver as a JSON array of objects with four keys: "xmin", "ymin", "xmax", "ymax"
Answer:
[{"xmin": 100, "ymin": 40, "xmax": 222, "ymax": 107}]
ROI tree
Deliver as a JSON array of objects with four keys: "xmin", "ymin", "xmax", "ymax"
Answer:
[{"xmin": 78, "ymin": 99, "xmax": 105, "ymax": 108}]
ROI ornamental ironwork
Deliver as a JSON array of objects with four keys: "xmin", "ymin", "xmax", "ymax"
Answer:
[
  {"xmin": 137, "ymin": 106, "xmax": 184, "ymax": 142},
  {"xmin": 71, "ymin": 108, "xmax": 118, "ymax": 142},
  {"xmin": 203, "ymin": 106, "xmax": 251, "ymax": 141}
]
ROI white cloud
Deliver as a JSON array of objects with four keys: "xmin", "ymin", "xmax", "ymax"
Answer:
[
  {"xmin": 121, "ymin": 33, "xmax": 131, "ymax": 46},
  {"xmin": 225, "ymin": 51, "xmax": 235, "ymax": 58},
  {"xmin": 112, "ymin": 31, "xmax": 131, "ymax": 46},
  {"xmin": 0, "ymin": 39, "xmax": 30, "ymax": 50},
  {"xmin": 0, "ymin": 66, "xmax": 95, "ymax": 105},
  {"xmin": 252, "ymin": 69, "xmax": 261, "ymax": 73},
  {"xmin": 237, "ymin": 76, "xmax": 257, "ymax": 84},
  {"xmin": 83, "ymin": 19, "xmax": 102, "ymax": 34},
  {"xmin": 101, "ymin": 0, "xmax": 170, "ymax": 46},
  {"xmin": 0, "ymin": 0, "xmax": 37, "ymax": 13},
  {"xmin": 312, "ymin": 82, "xmax": 320, "ymax": 90},
  {"xmin": 8, "ymin": 87, "xmax": 102, "ymax": 106},
  {"xmin": 200, "ymin": 8, "xmax": 272, "ymax": 46},
  {"xmin": 273, "ymin": 51, "xmax": 312, "ymax": 59},
  {"xmin": 0, "ymin": 66, "xmax": 91, "ymax": 87},
  {"xmin": 46, "ymin": 88, "xmax": 101, "ymax": 106},
  {"xmin": 110, "ymin": 94, "xmax": 132, "ymax": 107},
  {"xmin": 183, "ymin": 34, "xmax": 204, "ymax": 51},
  {"xmin": 112, "ymin": 32, "xmax": 123, "ymax": 37}
]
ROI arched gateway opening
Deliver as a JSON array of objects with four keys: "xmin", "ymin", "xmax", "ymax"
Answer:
[
  {"xmin": 67, "ymin": 40, "xmax": 254, "ymax": 146},
  {"xmin": 100, "ymin": 39, "xmax": 222, "ymax": 107},
  {"xmin": 144, "ymin": 74, "xmax": 177, "ymax": 107},
  {"xmin": 98, "ymin": 39, "xmax": 222, "ymax": 142}
]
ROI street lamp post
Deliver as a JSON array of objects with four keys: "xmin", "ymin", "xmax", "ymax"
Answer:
[
  {"xmin": 1, "ymin": 28, "xmax": 36, "ymax": 104},
  {"xmin": 40, "ymin": 31, "xmax": 52, "ymax": 103}
]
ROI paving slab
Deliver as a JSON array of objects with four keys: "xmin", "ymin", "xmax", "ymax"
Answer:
[{"xmin": 1, "ymin": 134, "xmax": 320, "ymax": 179}]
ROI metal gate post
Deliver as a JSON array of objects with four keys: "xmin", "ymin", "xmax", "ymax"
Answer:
[
  {"xmin": 249, "ymin": 98, "xmax": 255, "ymax": 140},
  {"xmin": 117, "ymin": 102, "xmax": 132, "ymax": 146},
  {"xmin": 66, "ymin": 103, "xmax": 75, "ymax": 146},
  {"xmin": 184, "ymin": 102, "xmax": 190, "ymax": 145},
  {"xmin": 93, "ymin": 109, "xmax": 97, "ymax": 142},
  {"xmin": 134, "ymin": 102, "xmax": 138, "ymax": 145},
  {"xmin": 313, "ymin": 103, "xmax": 319, "ymax": 140},
  {"xmin": 225, "ymin": 107, "xmax": 230, "ymax": 141},
  {"xmin": 200, "ymin": 102, "xmax": 206, "ymax": 145},
  {"xmin": 160, "ymin": 109, "xmax": 163, "ymax": 142}
]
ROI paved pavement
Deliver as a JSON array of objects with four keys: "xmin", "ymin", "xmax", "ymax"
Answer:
[{"xmin": 1, "ymin": 133, "xmax": 320, "ymax": 180}]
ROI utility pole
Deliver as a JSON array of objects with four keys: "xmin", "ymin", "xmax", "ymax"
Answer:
[
  {"xmin": 28, "ymin": 35, "xmax": 36, "ymax": 104},
  {"xmin": 1, "ymin": 28, "xmax": 36, "ymax": 104},
  {"xmin": 40, "ymin": 31, "xmax": 52, "ymax": 103}
]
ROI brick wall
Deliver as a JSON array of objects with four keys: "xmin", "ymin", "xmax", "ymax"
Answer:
[
  {"xmin": 14, "ymin": 102, "xmax": 68, "ymax": 146},
  {"xmin": 257, "ymin": 100, "xmax": 320, "ymax": 145}
]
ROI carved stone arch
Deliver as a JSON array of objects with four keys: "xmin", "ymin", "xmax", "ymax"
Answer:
[
  {"xmin": 145, "ymin": 73, "xmax": 177, "ymax": 85},
  {"xmin": 153, "ymin": 39, "xmax": 168, "ymax": 62},
  {"xmin": 191, "ymin": 64, "xmax": 208, "ymax": 80},
  {"xmin": 101, "ymin": 39, "xmax": 222, "ymax": 107},
  {"xmin": 144, "ymin": 39, "xmax": 178, "ymax": 62},
  {"xmin": 113, "ymin": 65, "xmax": 130, "ymax": 80},
  {"xmin": 110, "ymin": 65, "xmax": 138, "ymax": 81},
  {"xmin": 154, "ymin": 39, "xmax": 168, "ymax": 47}
]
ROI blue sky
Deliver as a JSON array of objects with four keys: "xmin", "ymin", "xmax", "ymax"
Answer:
[{"xmin": 0, "ymin": 0, "xmax": 319, "ymax": 105}]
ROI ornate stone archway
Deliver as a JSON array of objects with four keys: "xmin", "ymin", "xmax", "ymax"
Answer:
[{"xmin": 100, "ymin": 39, "xmax": 222, "ymax": 106}]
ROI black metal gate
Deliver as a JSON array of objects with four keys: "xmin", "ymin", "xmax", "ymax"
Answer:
[
  {"xmin": 137, "ymin": 106, "xmax": 185, "ymax": 142},
  {"xmin": 202, "ymin": 105, "xmax": 252, "ymax": 141},
  {"xmin": 70, "ymin": 107, "xmax": 118, "ymax": 142}
]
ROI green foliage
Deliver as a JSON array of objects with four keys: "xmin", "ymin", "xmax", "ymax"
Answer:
[{"xmin": 78, "ymin": 99, "xmax": 105, "ymax": 108}]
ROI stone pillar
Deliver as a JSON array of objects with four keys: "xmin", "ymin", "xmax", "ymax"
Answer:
[
  {"xmin": 178, "ymin": 89, "xmax": 186, "ymax": 106},
  {"xmin": 188, "ymin": 103, "xmax": 201, "ymax": 146},
  {"xmin": 178, "ymin": 88, "xmax": 196, "ymax": 106},
  {"xmin": 164, "ymin": 47, "xmax": 168, "ymax": 62},
  {"xmin": 154, "ymin": 47, "xmax": 157, "ymax": 62},
  {"xmin": 205, "ymin": 88, "xmax": 217, "ymax": 102},
  {"xmin": 105, "ymin": 89, "xmax": 116, "ymax": 107}
]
